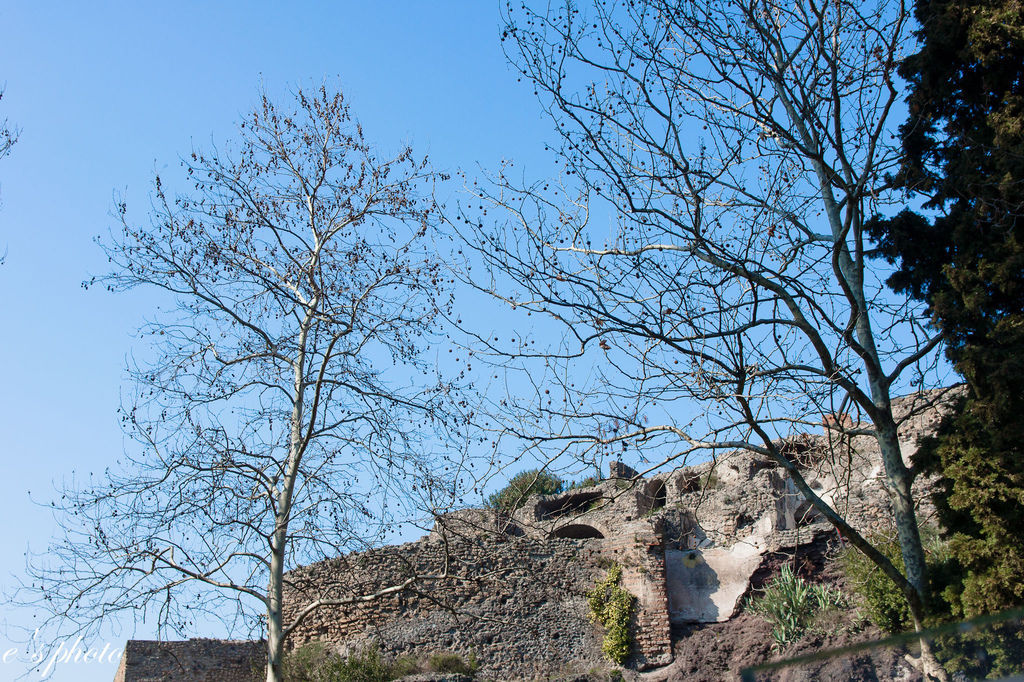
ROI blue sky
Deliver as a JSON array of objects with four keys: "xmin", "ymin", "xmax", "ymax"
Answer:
[
  {"xmin": 0, "ymin": 3, "xmax": 556, "ymax": 680},
  {"xmin": 0, "ymin": 3, "xmax": 945, "ymax": 681}
]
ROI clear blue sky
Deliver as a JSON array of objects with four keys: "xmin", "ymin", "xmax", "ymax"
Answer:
[{"xmin": 0, "ymin": 3, "xmax": 555, "ymax": 680}]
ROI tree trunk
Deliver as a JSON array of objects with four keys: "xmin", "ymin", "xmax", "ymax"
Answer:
[
  {"xmin": 266, "ymin": 548, "xmax": 285, "ymax": 682},
  {"xmin": 874, "ymin": 422, "xmax": 927, "ymax": 598},
  {"xmin": 266, "ymin": 324, "xmax": 309, "ymax": 682},
  {"xmin": 875, "ymin": 416, "xmax": 949, "ymax": 681}
]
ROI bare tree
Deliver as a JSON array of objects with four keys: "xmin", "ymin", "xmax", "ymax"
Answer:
[
  {"xmin": 459, "ymin": 0, "xmax": 947, "ymax": 671},
  {"xmin": 25, "ymin": 87, "xmax": 464, "ymax": 682}
]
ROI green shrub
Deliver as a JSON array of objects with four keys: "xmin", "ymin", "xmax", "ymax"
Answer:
[
  {"xmin": 486, "ymin": 469, "xmax": 563, "ymax": 513},
  {"xmin": 746, "ymin": 564, "xmax": 846, "ymax": 649},
  {"xmin": 333, "ymin": 647, "xmax": 394, "ymax": 682},
  {"xmin": 567, "ymin": 474, "xmax": 602, "ymax": 489},
  {"xmin": 839, "ymin": 533, "xmax": 1024, "ymax": 676},
  {"xmin": 933, "ymin": 624, "xmax": 1024, "ymax": 680},
  {"xmin": 840, "ymin": 537, "xmax": 914, "ymax": 634},
  {"xmin": 387, "ymin": 655, "xmax": 419, "ymax": 679},
  {"xmin": 587, "ymin": 564, "xmax": 636, "ymax": 664},
  {"xmin": 280, "ymin": 643, "xmax": 433, "ymax": 682},
  {"xmin": 281, "ymin": 642, "xmax": 341, "ymax": 682},
  {"xmin": 428, "ymin": 652, "xmax": 475, "ymax": 675},
  {"xmin": 915, "ymin": 392, "xmax": 1024, "ymax": 620},
  {"xmin": 281, "ymin": 642, "xmax": 391, "ymax": 682},
  {"xmin": 613, "ymin": 478, "xmax": 632, "ymax": 491},
  {"xmin": 925, "ymin": 538, "xmax": 1024, "ymax": 678}
]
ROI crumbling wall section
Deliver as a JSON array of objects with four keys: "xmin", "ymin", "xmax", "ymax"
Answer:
[{"xmin": 113, "ymin": 639, "xmax": 263, "ymax": 682}]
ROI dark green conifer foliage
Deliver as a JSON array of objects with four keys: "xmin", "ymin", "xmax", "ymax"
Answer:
[{"xmin": 869, "ymin": 0, "xmax": 1024, "ymax": 622}]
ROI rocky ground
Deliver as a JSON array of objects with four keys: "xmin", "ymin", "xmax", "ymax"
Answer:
[
  {"xmin": 650, "ymin": 609, "xmax": 922, "ymax": 682},
  {"xmin": 634, "ymin": 539, "xmax": 924, "ymax": 682}
]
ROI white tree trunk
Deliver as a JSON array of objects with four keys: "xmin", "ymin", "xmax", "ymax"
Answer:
[{"xmin": 265, "ymin": 322, "xmax": 310, "ymax": 682}]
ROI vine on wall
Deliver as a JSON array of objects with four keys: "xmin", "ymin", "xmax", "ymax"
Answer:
[{"xmin": 586, "ymin": 564, "xmax": 636, "ymax": 664}]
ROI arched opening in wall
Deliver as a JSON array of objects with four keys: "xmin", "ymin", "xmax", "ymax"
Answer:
[
  {"xmin": 649, "ymin": 480, "xmax": 667, "ymax": 510},
  {"xmin": 551, "ymin": 524, "xmax": 605, "ymax": 539},
  {"xmin": 640, "ymin": 479, "xmax": 668, "ymax": 515},
  {"xmin": 535, "ymin": 491, "xmax": 603, "ymax": 520},
  {"xmin": 678, "ymin": 474, "xmax": 698, "ymax": 494}
]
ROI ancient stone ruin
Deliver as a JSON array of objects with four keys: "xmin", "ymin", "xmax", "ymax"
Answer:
[
  {"xmin": 114, "ymin": 389, "xmax": 956, "ymax": 681},
  {"xmin": 113, "ymin": 639, "xmax": 264, "ymax": 682}
]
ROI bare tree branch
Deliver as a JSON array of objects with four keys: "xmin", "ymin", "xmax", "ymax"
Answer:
[
  {"xmin": 460, "ymin": 3, "xmax": 949, "ymax": 676},
  {"xmin": 20, "ymin": 86, "xmax": 467, "ymax": 682}
]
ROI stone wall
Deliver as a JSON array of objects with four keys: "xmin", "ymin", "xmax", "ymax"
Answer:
[
  {"xmin": 113, "ymin": 639, "xmax": 263, "ymax": 682},
  {"xmin": 283, "ymin": 526, "xmax": 675, "ymax": 678},
  {"xmin": 116, "ymin": 389, "xmax": 958, "ymax": 682},
  {"xmin": 284, "ymin": 536, "xmax": 606, "ymax": 679}
]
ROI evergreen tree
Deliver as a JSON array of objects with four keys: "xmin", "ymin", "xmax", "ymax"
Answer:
[{"xmin": 870, "ymin": 0, "xmax": 1024, "ymax": 621}]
